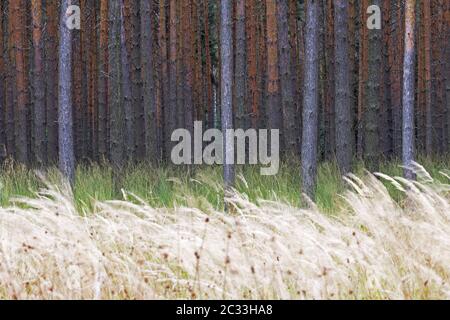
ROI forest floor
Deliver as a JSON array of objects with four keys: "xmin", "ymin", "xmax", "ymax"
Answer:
[{"xmin": 0, "ymin": 157, "xmax": 449, "ymax": 299}]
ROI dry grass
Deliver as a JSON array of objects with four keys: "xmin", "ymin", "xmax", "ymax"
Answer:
[{"xmin": 0, "ymin": 164, "xmax": 449, "ymax": 300}]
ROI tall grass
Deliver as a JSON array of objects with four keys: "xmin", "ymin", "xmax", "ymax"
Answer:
[
  {"xmin": 0, "ymin": 163, "xmax": 449, "ymax": 299},
  {"xmin": 1, "ymin": 157, "xmax": 448, "ymax": 213}
]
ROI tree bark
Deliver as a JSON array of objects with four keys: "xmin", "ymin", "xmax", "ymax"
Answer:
[
  {"xmin": 31, "ymin": 0, "xmax": 46, "ymax": 166},
  {"xmin": 11, "ymin": 0, "xmax": 29, "ymax": 164},
  {"xmin": 45, "ymin": 0, "xmax": 59, "ymax": 164},
  {"xmin": 402, "ymin": 0, "xmax": 416, "ymax": 179},
  {"xmin": 120, "ymin": 0, "xmax": 134, "ymax": 162},
  {"xmin": 98, "ymin": 0, "xmax": 109, "ymax": 161},
  {"xmin": 423, "ymin": 0, "xmax": 432, "ymax": 156},
  {"xmin": 234, "ymin": 0, "xmax": 247, "ymax": 130},
  {"xmin": 109, "ymin": 0, "xmax": 125, "ymax": 169},
  {"xmin": 58, "ymin": 0, "xmax": 75, "ymax": 184},
  {"xmin": 334, "ymin": 0, "xmax": 352, "ymax": 173},
  {"xmin": 266, "ymin": 0, "xmax": 282, "ymax": 135},
  {"xmin": 365, "ymin": 0, "xmax": 382, "ymax": 170},
  {"xmin": 220, "ymin": 0, "xmax": 235, "ymax": 190},
  {"xmin": 277, "ymin": 0, "xmax": 297, "ymax": 154},
  {"xmin": 301, "ymin": 0, "xmax": 320, "ymax": 199},
  {"xmin": 141, "ymin": 0, "xmax": 157, "ymax": 161}
]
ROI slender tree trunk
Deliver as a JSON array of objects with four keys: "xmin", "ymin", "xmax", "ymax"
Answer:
[
  {"xmin": 130, "ymin": 0, "xmax": 144, "ymax": 160},
  {"xmin": 31, "ymin": 0, "xmax": 46, "ymax": 166},
  {"xmin": 220, "ymin": 0, "xmax": 235, "ymax": 190},
  {"xmin": 0, "ymin": 1, "xmax": 5, "ymax": 161},
  {"xmin": 357, "ymin": 0, "xmax": 368, "ymax": 159},
  {"xmin": 183, "ymin": 0, "xmax": 194, "ymax": 139},
  {"xmin": 5, "ymin": 7, "xmax": 15, "ymax": 159},
  {"xmin": 402, "ymin": 0, "xmax": 416, "ymax": 179},
  {"xmin": 301, "ymin": 0, "xmax": 320, "ymax": 199},
  {"xmin": 45, "ymin": 0, "xmax": 59, "ymax": 163},
  {"xmin": 120, "ymin": 0, "xmax": 134, "ymax": 163},
  {"xmin": 98, "ymin": 0, "xmax": 109, "ymax": 161},
  {"xmin": 277, "ymin": 0, "xmax": 297, "ymax": 155},
  {"xmin": 109, "ymin": 0, "xmax": 125, "ymax": 170},
  {"xmin": 266, "ymin": 0, "xmax": 282, "ymax": 135},
  {"xmin": 365, "ymin": 0, "xmax": 382, "ymax": 170},
  {"xmin": 203, "ymin": 0, "xmax": 214, "ymax": 129},
  {"xmin": 11, "ymin": 0, "xmax": 29, "ymax": 164},
  {"xmin": 159, "ymin": 0, "xmax": 169, "ymax": 159},
  {"xmin": 167, "ymin": 0, "xmax": 177, "ymax": 149},
  {"xmin": 246, "ymin": 0, "xmax": 259, "ymax": 129},
  {"xmin": 423, "ymin": 0, "xmax": 432, "ymax": 156},
  {"xmin": 234, "ymin": 0, "xmax": 247, "ymax": 130},
  {"xmin": 141, "ymin": 0, "xmax": 157, "ymax": 161},
  {"xmin": 334, "ymin": 0, "xmax": 352, "ymax": 173},
  {"xmin": 58, "ymin": 0, "xmax": 75, "ymax": 184}
]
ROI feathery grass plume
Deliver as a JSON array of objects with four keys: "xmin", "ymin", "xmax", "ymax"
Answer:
[{"xmin": 0, "ymin": 166, "xmax": 449, "ymax": 299}]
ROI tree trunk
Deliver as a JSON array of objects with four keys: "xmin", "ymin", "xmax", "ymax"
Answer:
[
  {"xmin": 167, "ymin": 0, "xmax": 177, "ymax": 150},
  {"xmin": 423, "ymin": 0, "xmax": 432, "ymax": 156},
  {"xmin": 130, "ymin": 0, "xmax": 144, "ymax": 160},
  {"xmin": 234, "ymin": 0, "xmax": 247, "ymax": 130},
  {"xmin": 11, "ymin": 0, "xmax": 29, "ymax": 164},
  {"xmin": 402, "ymin": 0, "xmax": 416, "ymax": 179},
  {"xmin": 220, "ymin": 0, "xmax": 235, "ymax": 190},
  {"xmin": 277, "ymin": 0, "xmax": 297, "ymax": 155},
  {"xmin": 45, "ymin": 0, "xmax": 59, "ymax": 163},
  {"xmin": 109, "ymin": 0, "xmax": 125, "ymax": 169},
  {"xmin": 141, "ymin": 0, "xmax": 157, "ymax": 161},
  {"xmin": 58, "ymin": 0, "xmax": 75, "ymax": 184},
  {"xmin": 357, "ymin": 0, "xmax": 368, "ymax": 159},
  {"xmin": 0, "ymin": 1, "xmax": 5, "ymax": 161},
  {"xmin": 159, "ymin": 0, "xmax": 169, "ymax": 159},
  {"xmin": 98, "ymin": 0, "xmax": 109, "ymax": 161},
  {"xmin": 120, "ymin": 0, "xmax": 134, "ymax": 162},
  {"xmin": 365, "ymin": 0, "xmax": 382, "ymax": 170},
  {"xmin": 246, "ymin": 0, "xmax": 259, "ymax": 129},
  {"xmin": 266, "ymin": 0, "xmax": 282, "ymax": 135},
  {"xmin": 334, "ymin": 0, "xmax": 352, "ymax": 173},
  {"xmin": 31, "ymin": 0, "xmax": 46, "ymax": 166},
  {"xmin": 301, "ymin": 0, "xmax": 320, "ymax": 199}
]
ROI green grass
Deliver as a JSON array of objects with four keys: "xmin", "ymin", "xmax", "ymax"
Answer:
[{"xmin": 0, "ymin": 156, "xmax": 448, "ymax": 214}]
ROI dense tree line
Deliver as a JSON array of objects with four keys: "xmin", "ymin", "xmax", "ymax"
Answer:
[{"xmin": 0, "ymin": 1, "xmax": 448, "ymax": 195}]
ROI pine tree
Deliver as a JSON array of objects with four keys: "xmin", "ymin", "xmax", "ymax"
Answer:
[
  {"xmin": 220, "ymin": 0, "xmax": 235, "ymax": 190},
  {"xmin": 58, "ymin": 0, "xmax": 75, "ymax": 184},
  {"xmin": 301, "ymin": 0, "xmax": 320, "ymax": 199},
  {"xmin": 334, "ymin": 0, "xmax": 352, "ymax": 173},
  {"xmin": 402, "ymin": 0, "xmax": 416, "ymax": 179}
]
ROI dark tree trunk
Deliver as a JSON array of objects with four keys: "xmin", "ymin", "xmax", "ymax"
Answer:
[
  {"xmin": 45, "ymin": 0, "xmax": 59, "ymax": 164},
  {"xmin": 423, "ymin": 0, "xmax": 432, "ymax": 156},
  {"xmin": 0, "ymin": 1, "xmax": 5, "ymax": 161},
  {"xmin": 266, "ymin": 0, "xmax": 282, "ymax": 135},
  {"xmin": 58, "ymin": 0, "xmax": 75, "ymax": 184},
  {"xmin": 109, "ymin": 0, "xmax": 125, "ymax": 169},
  {"xmin": 364, "ymin": 0, "xmax": 382, "ymax": 170},
  {"xmin": 131, "ymin": 0, "xmax": 144, "ymax": 160},
  {"xmin": 11, "ymin": 0, "xmax": 29, "ymax": 164},
  {"xmin": 277, "ymin": 0, "xmax": 297, "ymax": 155},
  {"xmin": 301, "ymin": 0, "xmax": 320, "ymax": 199},
  {"xmin": 402, "ymin": 0, "xmax": 416, "ymax": 179},
  {"xmin": 31, "ymin": 0, "xmax": 46, "ymax": 166},
  {"xmin": 120, "ymin": 0, "xmax": 134, "ymax": 162},
  {"xmin": 234, "ymin": 0, "xmax": 247, "ymax": 130},
  {"xmin": 98, "ymin": 0, "xmax": 109, "ymax": 161},
  {"xmin": 141, "ymin": 0, "xmax": 158, "ymax": 161},
  {"xmin": 334, "ymin": 0, "xmax": 352, "ymax": 173},
  {"xmin": 167, "ymin": 0, "xmax": 177, "ymax": 151},
  {"xmin": 159, "ymin": 0, "xmax": 169, "ymax": 159}
]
